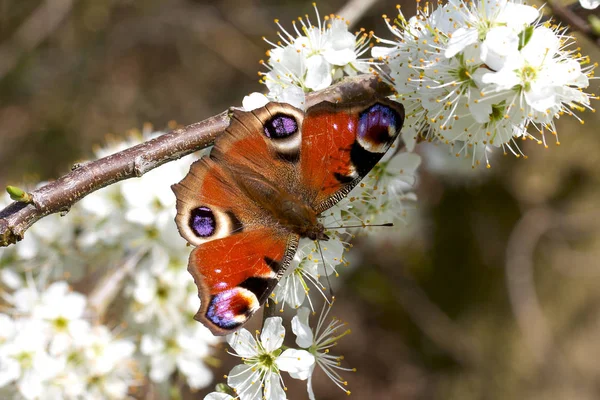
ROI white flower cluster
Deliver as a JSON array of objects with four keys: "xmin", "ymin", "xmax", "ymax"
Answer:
[
  {"xmin": 373, "ymin": 0, "xmax": 596, "ymax": 167},
  {"xmin": 0, "ymin": 281, "xmax": 136, "ymax": 399},
  {"xmin": 259, "ymin": 4, "xmax": 374, "ymax": 109},
  {"xmin": 205, "ymin": 304, "xmax": 353, "ymax": 400},
  {"xmin": 128, "ymin": 250, "xmax": 219, "ymax": 389},
  {"xmin": 0, "ymin": 128, "xmax": 219, "ymax": 397}
]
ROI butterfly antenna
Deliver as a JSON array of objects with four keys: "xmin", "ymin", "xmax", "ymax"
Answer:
[
  {"xmin": 316, "ymin": 240, "xmax": 334, "ymax": 301},
  {"xmin": 325, "ymin": 222, "xmax": 394, "ymax": 230}
]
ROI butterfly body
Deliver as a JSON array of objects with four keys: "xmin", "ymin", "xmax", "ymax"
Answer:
[
  {"xmin": 229, "ymin": 168, "xmax": 326, "ymax": 241},
  {"xmin": 172, "ymin": 98, "xmax": 404, "ymax": 335}
]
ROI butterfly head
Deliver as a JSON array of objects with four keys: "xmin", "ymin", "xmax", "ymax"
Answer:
[{"xmin": 305, "ymin": 221, "xmax": 329, "ymax": 241}]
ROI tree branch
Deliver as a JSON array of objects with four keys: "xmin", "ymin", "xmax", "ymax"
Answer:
[{"xmin": 0, "ymin": 74, "xmax": 393, "ymax": 247}]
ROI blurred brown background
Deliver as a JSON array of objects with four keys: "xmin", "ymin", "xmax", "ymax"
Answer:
[{"xmin": 1, "ymin": 0, "xmax": 599, "ymax": 399}]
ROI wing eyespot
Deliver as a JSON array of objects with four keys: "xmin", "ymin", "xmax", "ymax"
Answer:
[
  {"xmin": 189, "ymin": 206, "xmax": 216, "ymax": 237},
  {"xmin": 262, "ymin": 113, "xmax": 302, "ymax": 161},
  {"xmin": 264, "ymin": 114, "xmax": 298, "ymax": 138},
  {"xmin": 182, "ymin": 206, "xmax": 244, "ymax": 246},
  {"xmin": 205, "ymin": 288, "xmax": 259, "ymax": 330},
  {"xmin": 356, "ymin": 103, "xmax": 403, "ymax": 153}
]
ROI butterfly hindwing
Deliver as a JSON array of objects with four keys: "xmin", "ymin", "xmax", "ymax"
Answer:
[{"xmin": 188, "ymin": 229, "xmax": 298, "ymax": 335}]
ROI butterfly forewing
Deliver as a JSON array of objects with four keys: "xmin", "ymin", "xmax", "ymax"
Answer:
[
  {"xmin": 299, "ymin": 98, "xmax": 405, "ymax": 212},
  {"xmin": 211, "ymin": 104, "xmax": 306, "ymax": 197}
]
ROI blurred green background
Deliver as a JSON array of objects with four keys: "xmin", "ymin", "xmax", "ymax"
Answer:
[{"xmin": 1, "ymin": 0, "xmax": 599, "ymax": 399}]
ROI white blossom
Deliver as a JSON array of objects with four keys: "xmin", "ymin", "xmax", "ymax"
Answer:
[
  {"xmin": 140, "ymin": 324, "xmax": 217, "ymax": 389},
  {"xmin": 345, "ymin": 151, "xmax": 421, "ymax": 225},
  {"xmin": 225, "ymin": 317, "xmax": 313, "ymax": 400},
  {"xmin": 3, "ymin": 281, "xmax": 91, "ymax": 355},
  {"xmin": 373, "ymin": 0, "xmax": 596, "ymax": 166},
  {"xmin": 273, "ymin": 235, "xmax": 346, "ymax": 311},
  {"xmin": 260, "ymin": 5, "xmax": 374, "ymax": 108},
  {"xmin": 0, "ymin": 319, "xmax": 62, "ymax": 399},
  {"xmin": 75, "ymin": 326, "xmax": 137, "ymax": 400},
  {"xmin": 579, "ymin": 0, "xmax": 599, "ymax": 9},
  {"xmin": 291, "ymin": 305, "xmax": 355, "ymax": 399},
  {"xmin": 127, "ymin": 250, "xmax": 194, "ymax": 328},
  {"xmin": 0, "ymin": 281, "xmax": 138, "ymax": 399},
  {"xmin": 444, "ymin": 0, "xmax": 539, "ymax": 58}
]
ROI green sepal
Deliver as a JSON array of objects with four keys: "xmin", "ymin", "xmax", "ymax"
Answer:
[
  {"xmin": 215, "ymin": 383, "xmax": 236, "ymax": 395},
  {"xmin": 518, "ymin": 26, "xmax": 534, "ymax": 50}
]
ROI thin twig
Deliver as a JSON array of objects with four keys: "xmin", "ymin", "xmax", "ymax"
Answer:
[
  {"xmin": 262, "ymin": 298, "xmax": 278, "ymax": 326},
  {"xmin": 86, "ymin": 249, "xmax": 146, "ymax": 322},
  {"xmin": 546, "ymin": 0, "xmax": 600, "ymax": 47},
  {"xmin": 0, "ymin": 74, "xmax": 393, "ymax": 247},
  {"xmin": 336, "ymin": 0, "xmax": 380, "ymax": 28},
  {"xmin": 378, "ymin": 264, "xmax": 482, "ymax": 368},
  {"xmin": 0, "ymin": 0, "xmax": 75, "ymax": 80},
  {"xmin": 505, "ymin": 207, "xmax": 554, "ymax": 363}
]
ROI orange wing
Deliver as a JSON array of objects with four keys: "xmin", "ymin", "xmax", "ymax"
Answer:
[
  {"xmin": 188, "ymin": 229, "xmax": 298, "ymax": 335},
  {"xmin": 299, "ymin": 99, "xmax": 405, "ymax": 212},
  {"xmin": 210, "ymin": 103, "xmax": 306, "ymax": 196},
  {"xmin": 172, "ymin": 105, "xmax": 306, "ymax": 336}
]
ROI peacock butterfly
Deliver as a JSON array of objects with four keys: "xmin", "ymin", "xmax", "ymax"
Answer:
[{"xmin": 172, "ymin": 97, "xmax": 404, "ymax": 336}]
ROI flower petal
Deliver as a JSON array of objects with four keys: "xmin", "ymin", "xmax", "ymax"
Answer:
[
  {"xmin": 291, "ymin": 308, "xmax": 313, "ymax": 348},
  {"xmin": 580, "ymin": 0, "xmax": 599, "ymax": 8},
  {"xmin": 263, "ymin": 371, "xmax": 287, "ymax": 400},
  {"xmin": 445, "ymin": 27, "xmax": 478, "ymax": 58},
  {"xmin": 227, "ymin": 364, "xmax": 261, "ymax": 400},
  {"xmin": 481, "ymin": 26, "xmax": 519, "ymax": 71},
  {"xmin": 260, "ymin": 317, "xmax": 285, "ymax": 352},
  {"xmin": 276, "ymin": 349, "xmax": 315, "ymax": 380},
  {"xmin": 242, "ymin": 93, "xmax": 270, "ymax": 111},
  {"xmin": 177, "ymin": 356, "xmax": 213, "ymax": 389},
  {"xmin": 227, "ymin": 328, "xmax": 258, "ymax": 358},
  {"xmin": 304, "ymin": 56, "xmax": 332, "ymax": 91}
]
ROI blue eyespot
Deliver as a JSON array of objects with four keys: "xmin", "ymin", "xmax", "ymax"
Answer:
[
  {"xmin": 189, "ymin": 206, "xmax": 216, "ymax": 237},
  {"xmin": 206, "ymin": 290, "xmax": 249, "ymax": 329},
  {"xmin": 264, "ymin": 114, "xmax": 298, "ymax": 139},
  {"xmin": 357, "ymin": 104, "xmax": 399, "ymax": 144}
]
